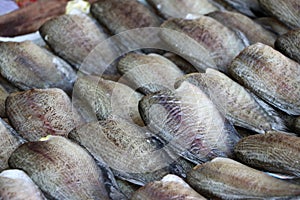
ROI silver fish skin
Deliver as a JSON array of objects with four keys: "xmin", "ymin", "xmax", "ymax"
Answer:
[
  {"xmin": 229, "ymin": 42, "xmax": 300, "ymax": 115},
  {"xmin": 118, "ymin": 53, "xmax": 184, "ymax": 94},
  {"xmin": 207, "ymin": 11, "xmax": 277, "ymax": 47},
  {"xmin": 187, "ymin": 157, "xmax": 300, "ymax": 200},
  {"xmin": 131, "ymin": 174, "xmax": 207, "ymax": 200},
  {"xmin": 73, "ymin": 75, "xmax": 144, "ymax": 126},
  {"xmin": 175, "ymin": 69, "xmax": 286, "ymax": 133},
  {"xmin": 235, "ymin": 131, "xmax": 300, "ymax": 177},
  {"xmin": 218, "ymin": 0, "xmax": 262, "ymax": 17},
  {"xmin": 8, "ymin": 136, "xmax": 110, "ymax": 200},
  {"xmin": 0, "ymin": 118, "xmax": 25, "ymax": 171},
  {"xmin": 91, "ymin": 0, "xmax": 161, "ymax": 35},
  {"xmin": 275, "ymin": 29, "xmax": 300, "ymax": 64},
  {"xmin": 160, "ymin": 17, "xmax": 245, "ymax": 73},
  {"xmin": 163, "ymin": 52, "xmax": 198, "ymax": 74},
  {"xmin": 6, "ymin": 88, "xmax": 83, "ymax": 141},
  {"xmin": 39, "ymin": 14, "xmax": 109, "ymax": 71},
  {"xmin": 254, "ymin": 17, "xmax": 290, "ymax": 36},
  {"xmin": 146, "ymin": 0, "xmax": 218, "ymax": 19},
  {"xmin": 0, "ymin": 169, "xmax": 46, "ymax": 200},
  {"xmin": 139, "ymin": 81, "xmax": 241, "ymax": 164},
  {"xmin": 0, "ymin": 41, "xmax": 76, "ymax": 93},
  {"xmin": 258, "ymin": 0, "xmax": 300, "ymax": 29},
  {"xmin": 69, "ymin": 117, "xmax": 176, "ymax": 186}
]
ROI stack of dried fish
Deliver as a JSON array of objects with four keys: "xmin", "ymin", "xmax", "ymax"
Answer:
[{"xmin": 0, "ymin": 0, "xmax": 300, "ymax": 199}]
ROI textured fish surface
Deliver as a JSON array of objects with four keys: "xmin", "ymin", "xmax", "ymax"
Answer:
[
  {"xmin": 235, "ymin": 131, "xmax": 300, "ymax": 177},
  {"xmin": 229, "ymin": 42, "xmax": 300, "ymax": 115},
  {"xmin": 6, "ymin": 88, "xmax": 83, "ymax": 141},
  {"xmin": 187, "ymin": 157, "xmax": 300, "ymax": 199},
  {"xmin": 8, "ymin": 136, "xmax": 110, "ymax": 200}
]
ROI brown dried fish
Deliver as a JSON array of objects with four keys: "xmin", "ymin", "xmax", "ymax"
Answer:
[
  {"xmin": 235, "ymin": 131, "xmax": 300, "ymax": 177},
  {"xmin": 259, "ymin": 0, "xmax": 300, "ymax": 29},
  {"xmin": 175, "ymin": 69, "xmax": 285, "ymax": 133},
  {"xmin": 146, "ymin": 0, "xmax": 218, "ymax": 19},
  {"xmin": 69, "ymin": 117, "xmax": 178, "ymax": 185},
  {"xmin": 8, "ymin": 136, "xmax": 110, "ymax": 200},
  {"xmin": 207, "ymin": 11, "xmax": 277, "ymax": 47},
  {"xmin": 275, "ymin": 29, "xmax": 300, "ymax": 64},
  {"xmin": 139, "ymin": 81, "xmax": 241, "ymax": 164},
  {"xmin": 229, "ymin": 42, "xmax": 300, "ymax": 115},
  {"xmin": 255, "ymin": 17, "xmax": 290, "ymax": 36},
  {"xmin": 187, "ymin": 157, "xmax": 300, "ymax": 199},
  {"xmin": 91, "ymin": 0, "xmax": 161, "ymax": 34},
  {"xmin": 39, "ymin": 14, "xmax": 117, "ymax": 74},
  {"xmin": 6, "ymin": 88, "xmax": 83, "ymax": 141},
  {"xmin": 118, "ymin": 53, "xmax": 184, "ymax": 94},
  {"xmin": 160, "ymin": 17, "xmax": 245, "ymax": 73},
  {"xmin": 0, "ymin": 118, "xmax": 24, "ymax": 171},
  {"xmin": 0, "ymin": 169, "xmax": 45, "ymax": 200},
  {"xmin": 0, "ymin": 41, "xmax": 76, "ymax": 93},
  {"xmin": 72, "ymin": 75, "xmax": 144, "ymax": 126},
  {"xmin": 131, "ymin": 174, "xmax": 206, "ymax": 200}
]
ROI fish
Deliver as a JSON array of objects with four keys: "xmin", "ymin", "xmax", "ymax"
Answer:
[
  {"xmin": 0, "ymin": 118, "xmax": 25, "ymax": 171},
  {"xmin": 146, "ymin": 0, "xmax": 218, "ymax": 19},
  {"xmin": 234, "ymin": 131, "xmax": 300, "ymax": 177},
  {"xmin": 6, "ymin": 88, "xmax": 83, "ymax": 141},
  {"xmin": 131, "ymin": 174, "xmax": 207, "ymax": 200},
  {"xmin": 229, "ymin": 42, "xmax": 300, "ymax": 115},
  {"xmin": 90, "ymin": 0, "xmax": 161, "ymax": 34},
  {"xmin": 275, "ymin": 29, "xmax": 300, "ymax": 64},
  {"xmin": 72, "ymin": 75, "xmax": 144, "ymax": 126},
  {"xmin": 117, "ymin": 53, "xmax": 184, "ymax": 94},
  {"xmin": 187, "ymin": 157, "xmax": 300, "ymax": 199},
  {"xmin": 175, "ymin": 69, "xmax": 286, "ymax": 133},
  {"xmin": 254, "ymin": 17, "xmax": 290, "ymax": 36},
  {"xmin": 69, "ymin": 116, "xmax": 182, "ymax": 186},
  {"xmin": 8, "ymin": 135, "xmax": 110, "ymax": 200},
  {"xmin": 139, "ymin": 80, "xmax": 241, "ymax": 164},
  {"xmin": 218, "ymin": 0, "xmax": 263, "ymax": 17},
  {"xmin": 0, "ymin": 41, "xmax": 77, "ymax": 94},
  {"xmin": 0, "ymin": 84, "xmax": 9, "ymax": 117},
  {"xmin": 207, "ymin": 10, "xmax": 277, "ymax": 47},
  {"xmin": 160, "ymin": 17, "xmax": 245, "ymax": 73},
  {"xmin": 39, "ymin": 14, "xmax": 113, "ymax": 73},
  {"xmin": 259, "ymin": 0, "xmax": 300, "ymax": 29},
  {"xmin": 163, "ymin": 52, "xmax": 198, "ymax": 74}
]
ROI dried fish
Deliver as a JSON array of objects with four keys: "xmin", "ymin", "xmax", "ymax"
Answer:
[
  {"xmin": 229, "ymin": 43, "xmax": 300, "ymax": 115},
  {"xmin": 131, "ymin": 174, "xmax": 206, "ymax": 200},
  {"xmin": 218, "ymin": 0, "xmax": 262, "ymax": 17},
  {"xmin": 163, "ymin": 52, "xmax": 198, "ymax": 74},
  {"xmin": 0, "ymin": 85, "xmax": 9, "ymax": 117},
  {"xmin": 8, "ymin": 136, "xmax": 110, "ymax": 200},
  {"xmin": 0, "ymin": 41, "xmax": 76, "ymax": 93},
  {"xmin": 0, "ymin": 169, "xmax": 45, "ymax": 200},
  {"xmin": 235, "ymin": 131, "xmax": 300, "ymax": 177},
  {"xmin": 187, "ymin": 157, "xmax": 300, "ymax": 199},
  {"xmin": 6, "ymin": 88, "xmax": 83, "ymax": 141},
  {"xmin": 139, "ymin": 81, "xmax": 241, "ymax": 164},
  {"xmin": 255, "ymin": 17, "xmax": 290, "ymax": 36}
]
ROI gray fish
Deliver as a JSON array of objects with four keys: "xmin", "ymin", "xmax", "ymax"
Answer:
[
  {"xmin": 69, "ymin": 117, "xmax": 179, "ymax": 186},
  {"xmin": 0, "ymin": 169, "xmax": 45, "ymax": 200},
  {"xmin": 229, "ymin": 42, "xmax": 300, "ymax": 115},
  {"xmin": 6, "ymin": 88, "xmax": 83, "ymax": 141},
  {"xmin": 0, "ymin": 41, "xmax": 76, "ymax": 93},
  {"xmin": 116, "ymin": 178, "xmax": 140, "ymax": 199},
  {"xmin": 72, "ymin": 75, "xmax": 144, "ymax": 126},
  {"xmin": 163, "ymin": 52, "xmax": 198, "ymax": 74},
  {"xmin": 91, "ymin": 0, "xmax": 161, "ymax": 34},
  {"xmin": 187, "ymin": 157, "xmax": 300, "ymax": 199},
  {"xmin": 0, "ymin": 84, "xmax": 9, "ymax": 117},
  {"xmin": 259, "ymin": 0, "xmax": 300, "ymax": 29},
  {"xmin": 131, "ymin": 174, "xmax": 207, "ymax": 200},
  {"xmin": 175, "ymin": 69, "xmax": 285, "ymax": 133},
  {"xmin": 255, "ymin": 17, "xmax": 290, "ymax": 36},
  {"xmin": 235, "ymin": 131, "xmax": 300, "ymax": 177},
  {"xmin": 139, "ymin": 81, "xmax": 241, "ymax": 164},
  {"xmin": 118, "ymin": 53, "xmax": 184, "ymax": 94},
  {"xmin": 275, "ymin": 29, "xmax": 300, "ymax": 64},
  {"xmin": 160, "ymin": 17, "xmax": 245, "ymax": 73},
  {"xmin": 218, "ymin": 0, "xmax": 262, "ymax": 17},
  {"xmin": 39, "ymin": 14, "xmax": 111, "ymax": 72},
  {"xmin": 8, "ymin": 135, "xmax": 110, "ymax": 200},
  {"xmin": 146, "ymin": 0, "xmax": 218, "ymax": 19},
  {"xmin": 0, "ymin": 118, "xmax": 24, "ymax": 171},
  {"xmin": 207, "ymin": 11, "xmax": 277, "ymax": 47}
]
